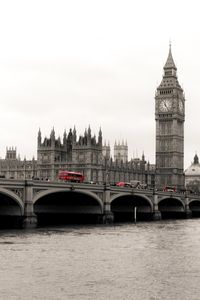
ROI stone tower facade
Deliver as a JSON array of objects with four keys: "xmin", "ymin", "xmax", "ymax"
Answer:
[
  {"xmin": 6, "ymin": 147, "xmax": 17, "ymax": 160},
  {"xmin": 102, "ymin": 141, "xmax": 111, "ymax": 160},
  {"xmin": 71, "ymin": 126, "xmax": 103, "ymax": 183},
  {"xmin": 114, "ymin": 141, "xmax": 128, "ymax": 163},
  {"xmin": 155, "ymin": 45, "xmax": 185, "ymax": 190}
]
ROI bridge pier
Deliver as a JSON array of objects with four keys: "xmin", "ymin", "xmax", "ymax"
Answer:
[
  {"xmin": 102, "ymin": 185, "xmax": 114, "ymax": 224},
  {"xmin": 22, "ymin": 214, "xmax": 37, "ymax": 229},
  {"xmin": 185, "ymin": 197, "xmax": 192, "ymax": 219},
  {"xmin": 152, "ymin": 210, "xmax": 162, "ymax": 221},
  {"xmin": 152, "ymin": 192, "xmax": 162, "ymax": 221},
  {"xmin": 98, "ymin": 212, "xmax": 114, "ymax": 224},
  {"xmin": 22, "ymin": 181, "xmax": 37, "ymax": 229},
  {"xmin": 185, "ymin": 210, "xmax": 192, "ymax": 219}
]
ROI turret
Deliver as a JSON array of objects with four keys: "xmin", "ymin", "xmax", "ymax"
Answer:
[
  {"xmin": 98, "ymin": 127, "xmax": 102, "ymax": 145},
  {"xmin": 67, "ymin": 128, "xmax": 73, "ymax": 144},
  {"xmin": 38, "ymin": 128, "xmax": 41, "ymax": 146},
  {"xmin": 73, "ymin": 126, "xmax": 77, "ymax": 144},
  {"xmin": 87, "ymin": 125, "xmax": 91, "ymax": 145},
  {"xmin": 194, "ymin": 154, "xmax": 199, "ymax": 165},
  {"xmin": 142, "ymin": 152, "xmax": 145, "ymax": 161},
  {"xmin": 50, "ymin": 127, "xmax": 55, "ymax": 147},
  {"xmin": 63, "ymin": 129, "xmax": 67, "ymax": 146},
  {"xmin": 88, "ymin": 125, "xmax": 91, "ymax": 137}
]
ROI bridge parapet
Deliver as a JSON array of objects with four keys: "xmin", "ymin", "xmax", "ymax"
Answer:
[{"xmin": 1, "ymin": 179, "xmax": 199, "ymax": 207}]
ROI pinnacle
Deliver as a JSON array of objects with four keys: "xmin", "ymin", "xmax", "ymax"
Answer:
[{"xmin": 164, "ymin": 45, "xmax": 177, "ymax": 70}]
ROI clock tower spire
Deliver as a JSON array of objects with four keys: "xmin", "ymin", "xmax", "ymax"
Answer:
[
  {"xmin": 163, "ymin": 42, "xmax": 177, "ymax": 73},
  {"xmin": 155, "ymin": 45, "xmax": 185, "ymax": 190}
]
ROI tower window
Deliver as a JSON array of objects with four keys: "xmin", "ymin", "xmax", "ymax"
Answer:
[
  {"xmin": 165, "ymin": 70, "xmax": 172, "ymax": 76},
  {"xmin": 160, "ymin": 90, "xmax": 172, "ymax": 95}
]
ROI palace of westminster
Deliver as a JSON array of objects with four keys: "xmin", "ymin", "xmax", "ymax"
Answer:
[{"xmin": 0, "ymin": 46, "xmax": 198, "ymax": 190}]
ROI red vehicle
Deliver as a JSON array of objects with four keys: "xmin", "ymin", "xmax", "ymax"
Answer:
[
  {"xmin": 163, "ymin": 185, "xmax": 176, "ymax": 192},
  {"xmin": 116, "ymin": 182, "xmax": 132, "ymax": 188},
  {"xmin": 58, "ymin": 171, "xmax": 84, "ymax": 183}
]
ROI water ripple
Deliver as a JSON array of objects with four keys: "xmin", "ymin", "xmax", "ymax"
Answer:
[{"xmin": 0, "ymin": 220, "xmax": 200, "ymax": 299}]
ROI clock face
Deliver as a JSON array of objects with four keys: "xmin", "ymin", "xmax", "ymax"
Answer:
[
  {"xmin": 159, "ymin": 99, "xmax": 172, "ymax": 112},
  {"xmin": 178, "ymin": 100, "xmax": 184, "ymax": 113}
]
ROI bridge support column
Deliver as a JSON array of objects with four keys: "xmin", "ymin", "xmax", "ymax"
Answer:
[
  {"xmin": 101, "ymin": 185, "xmax": 114, "ymax": 224},
  {"xmin": 22, "ymin": 181, "xmax": 37, "ymax": 229},
  {"xmin": 152, "ymin": 192, "xmax": 162, "ymax": 221},
  {"xmin": 185, "ymin": 197, "xmax": 192, "ymax": 219},
  {"xmin": 185, "ymin": 209, "xmax": 192, "ymax": 219},
  {"xmin": 152, "ymin": 210, "xmax": 162, "ymax": 221},
  {"xmin": 100, "ymin": 211, "xmax": 114, "ymax": 224}
]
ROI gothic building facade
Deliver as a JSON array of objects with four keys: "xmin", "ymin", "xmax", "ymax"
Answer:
[
  {"xmin": 36, "ymin": 127, "xmax": 154, "ymax": 185},
  {"xmin": 37, "ymin": 126, "xmax": 103, "ymax": 183},
  {"xmin": 0, "ymin": 147, "xmax": 37, "ymax": 180},
  {"xmin": 0, "ymin": 128, "xmax": 155, "ymax": 186}
]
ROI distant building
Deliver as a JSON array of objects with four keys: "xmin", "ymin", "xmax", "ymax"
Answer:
[
  {"xmin": 0, "ymin": 128, "xmax": 155, "ymax": 186},
  {"xmin": 0, "ymin": 147, "xmax": 37, "ymax": 180},
  {"xmin": 37, "ymin": 126, "xmax": 154, "ymax": 185},
  {"xmin": 185, "ymin": 154, "xmax": 200, "ymax": 191},
  {"xmin": 37, "ymin": 126, "xmax": 103, "ymax": 183}
]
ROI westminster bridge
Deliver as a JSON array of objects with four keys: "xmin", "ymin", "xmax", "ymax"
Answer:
[{"xmin": 0, "ymin": 179, "xmax": 200, "ymax": 228}]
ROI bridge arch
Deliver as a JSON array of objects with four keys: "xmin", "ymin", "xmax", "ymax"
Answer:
[
  {"xmin": 0, "ymin": 187, "xmax": 24, "ymax": 214},
  {"xmin": 111, "ymin": 192, "xmax": 153, "ymax": 208},
  {"xmin": 158, "ymin": 196, "xmax": 185, "ymax": 207},
  {"xmin": 33, "ymin": 188, "xmax": 103, "ymax": 225},
  {"xmin": 33, "ymin": 188, "xmax": 103, "ymax": 209},
  {"xmin": 158, "ymin": 196, "xmax": 185, "ymax": 218},
  {"xmin": 188, "ymin": 198, "xmax": 200, "ymax": 205},
  {"xmin": 188, "ymin": 199, "xmax": 200, "ymax": 216},
  {"xmin": 110, "ymin": 192, "xmax": 153, "ymax": 221}
]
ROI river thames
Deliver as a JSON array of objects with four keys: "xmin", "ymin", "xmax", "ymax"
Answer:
[{"xmin": 1, "ymin": 219, "xmax": 200, "ymax": 300}]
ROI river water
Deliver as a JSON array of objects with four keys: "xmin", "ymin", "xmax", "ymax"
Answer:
[{"xmin": 1, "ymin": 219, "xmax": 200, "ymax": 300}]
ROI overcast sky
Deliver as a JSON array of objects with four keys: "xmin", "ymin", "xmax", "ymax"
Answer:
[{"xmin": 0, "ymin": 0, "xmax": 199, "ymax": 168}]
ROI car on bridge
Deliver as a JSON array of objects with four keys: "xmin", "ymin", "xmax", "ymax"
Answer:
[
  {"xmin": 116, "ymin": 182, "xmax": 132, "ymax": 188},
  {"xmin": 116, "ymin": 181, "xmax": 148, "ymax": 189},
  {"xmin": 163, "ymin": 186, "xmax": 176, "ymax": 192}
]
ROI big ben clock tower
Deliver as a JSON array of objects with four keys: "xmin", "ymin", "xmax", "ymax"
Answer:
[{"xmin": 155, "ymin": 45, "xmax": 185, "ymax": 190}]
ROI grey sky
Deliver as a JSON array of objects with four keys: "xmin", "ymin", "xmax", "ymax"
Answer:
[{"xmin": 0, "ymin": 0, "xmax": 199, "ymax": 168}]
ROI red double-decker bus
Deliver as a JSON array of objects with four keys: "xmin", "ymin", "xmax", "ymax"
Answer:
[{"xmin": 58, "ymin": 171, "xmax": 84, "ymax": 183}]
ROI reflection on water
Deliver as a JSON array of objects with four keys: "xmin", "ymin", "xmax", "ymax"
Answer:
[{"xmin": 1, "ymin": 220, "xmax": 200, "ymax": 299}]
